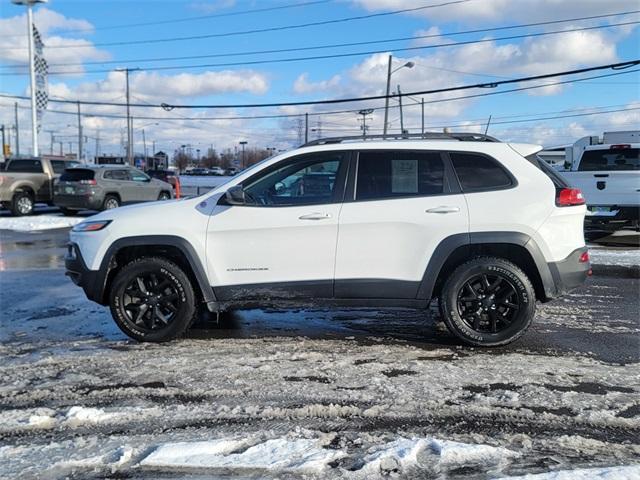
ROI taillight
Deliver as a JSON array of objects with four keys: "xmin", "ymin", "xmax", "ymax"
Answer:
[
  {"xmin": 80, "ymin": 179, "xmax": 97, "ymax": 185},
  {"xmin": 579, "ymin": 251, "xmax": 589, "ymax": 263},
  {"xmin": 556, "ymin": 188, "xmax": 585, "ymax": 207}
]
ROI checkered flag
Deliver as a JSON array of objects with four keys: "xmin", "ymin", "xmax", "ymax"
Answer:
[{"xmin": 33, "ymin": 24, "xmax": 48, "ymax": 131}]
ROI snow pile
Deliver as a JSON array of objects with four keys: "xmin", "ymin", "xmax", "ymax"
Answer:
[
  {"xmin": 497, "ymin": 464, "xmax": 640, "ymax": 479},
  {"xmin": 140, "ymin": 437, "xmax": 345, "ymax": 474},
  {"xmin": 356, "ymin": 437, "xmax": 518, "ymax": 477},
  {"xmin": 65, "ymin": 406, "xmax": 121, "ymax": 426},
  {"xmin": 589, "ymin": 248, "xmax": 639, "ymax": 267},
  {"xmin": 0, "ymin": 214, "xmax": 82, "ymax": 232}
]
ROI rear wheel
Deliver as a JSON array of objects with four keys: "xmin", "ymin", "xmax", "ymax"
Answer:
[
  {"xmin": 102, "ymin": 195, "xmax": 120, "ymax": 210},
  {"xmin": 10, "ymin": 191, "xmax": 34, "ymax": 216},
  {"xmin": 109, "ymin": 257, "xmax": 197, "ymax": 342},
  {"xmin": 439, "ymin": 257, "xmax": 536, "ymax": 347}
]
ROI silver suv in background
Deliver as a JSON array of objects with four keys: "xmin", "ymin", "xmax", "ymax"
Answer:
[{"xmin": 54, "ymin": 165, "xmax": 173, "ymax": 215}]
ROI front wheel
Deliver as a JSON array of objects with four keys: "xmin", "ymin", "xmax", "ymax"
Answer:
[
  {"xmin": 158, "ymin": 191, "xmax": 171, "ymax": 201},
  {"xmin": 439, "ymin": 257, "xmax": 536, "ymax": 347},
  {"xmin": 109, "ymin": 257, "xmax": 197, "ymax": 342}
]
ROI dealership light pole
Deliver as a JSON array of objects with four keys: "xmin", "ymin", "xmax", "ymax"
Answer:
[
  {"xmin": 239, "ymin": 141, "xmax": 247, "ymax": 169},
  {"xmin": 12, "ymin": 0, "xmax": 46, "ymax": 157},
  {"xmin": 382, "ymin": 55, "xmax": 414, "ymax": 137}
]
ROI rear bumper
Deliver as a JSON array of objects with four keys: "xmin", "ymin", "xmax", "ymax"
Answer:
[
  {"xmin": 55, "ymin": 194, "xmax": 103, "ymax": 210},
  {"xmin": 586, "ymin": 206, "xmax": 640, "ymax": 230},
  {"xmin": 546, "ymin": 247, "xmax": 591, "ymax": 298},
  {"xmin": 65, "ymin": 243, "xmax": 107, "ymax": 304}
]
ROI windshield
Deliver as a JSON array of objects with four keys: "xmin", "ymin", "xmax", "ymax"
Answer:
[{"xmin": 578, "ymin": 148, "xmax": 639, "ymax": 171}]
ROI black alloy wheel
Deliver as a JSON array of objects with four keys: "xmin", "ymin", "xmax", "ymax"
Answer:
[
  {"xmin": 110, "ymin": 257, "xmax": 196, "ymax": 342},
  {"xmin": 439, "ymin": 256, "xmax": 536, "ymax": 347},
  {"xmin": 456, "ymin": 272, "xmax": 520, "ymax": 334}
]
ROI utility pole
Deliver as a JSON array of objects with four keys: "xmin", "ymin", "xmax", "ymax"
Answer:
[
  {"xmin": 95, "ymin": 127, "xmax": 100, "ymax": 162},
  {"xmin": 76, "ymin": 101, "xmax": 82, "ymax": 162},
  {"xmin": 118, "ymin": 68, "xmax": 137, "ymax": 165},
  {"xmin": 142, "ymin": 129, "xmax": 147, "ymax": 160},
  {"xmin": 0, "ymin": 125, "xmax": 5, "ymax": 159},
  {"xmin": 239, "ymin": 141, "xmax": 247, "ymax": 169},
  {"xmin": 358, "ymin": 109, "xmax": 374, "ymax": 138},
  {"xmin": 383, "ymin": 55, "xmax": 392, "ymax": 138},
  {"xmin": 397, "ymin": 85, "xmax": 405, "ymax": 134},
  {"xmin": 305, "ymin": 112, "xmax": 309, "ymax": 144},
  {"xmin": 14, "ymin": 102, "xmax": 20, "ymax": 156},
  {"xmin": 421, "ymin": 98, "xmax": 425, "ymax": 134},
  {"xmin": 44, "ymin": 129, "xmax": 54, "ymax": 154},
  {"xmin": 58, "ymin": 141, "xmax": 62, "ymax": 155}
]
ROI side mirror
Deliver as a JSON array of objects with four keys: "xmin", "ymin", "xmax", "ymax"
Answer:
[{"xmin": 225, "ymin": 185, "xmax": 246, "ymax": 205}]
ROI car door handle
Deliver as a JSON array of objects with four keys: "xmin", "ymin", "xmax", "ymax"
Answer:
[
  {"xmin": 426, "ymin": 206, "xmax": 460, "ymax": 214},
  {"xmin": 299, "ymin": 212, "xmax": 332, "ymax": 220}
]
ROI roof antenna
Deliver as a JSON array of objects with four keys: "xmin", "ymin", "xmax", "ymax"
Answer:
[{"xmin": 485, "ymin": 115, "xmax": 492, "ymax": 135}]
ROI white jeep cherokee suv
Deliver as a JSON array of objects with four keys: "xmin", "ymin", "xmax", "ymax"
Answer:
[{"xmin": 65, "ymin": 133, "xmax": 591, "ymax": 346}]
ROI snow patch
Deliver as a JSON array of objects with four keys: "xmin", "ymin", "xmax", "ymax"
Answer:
[
  {"xmin": 65, "ymin": 406, "xmax": 121, "ymax": 426},
  {"xmin": 498, "ymin": 464, "xmax": 640, "ymax": 479},
  {"xmin": 140, "ymin": 437, "xmax": 345, "ymax": 474},
  {"xmin": 431, "ymin": 438, "xmax": 518, "ymax": 466},
  {"xmin": 589, "ymin": 248, "xmax": 639, "ymax": 267},
  {"xmin": 0, "ymin": 214, "xmax": 82, "ymax": 232}
]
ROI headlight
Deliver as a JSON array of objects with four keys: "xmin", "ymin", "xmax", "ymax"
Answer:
[{"xmin": 72, "ymin": 220, "xmax": 112, "ymax": 232}]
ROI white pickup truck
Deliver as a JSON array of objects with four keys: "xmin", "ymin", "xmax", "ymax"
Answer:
[{"xmin": 559, "ymin": 131, "xmax": 639, "ymax": 237}]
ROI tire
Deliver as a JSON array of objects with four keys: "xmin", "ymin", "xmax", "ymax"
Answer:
[
  {"xmin": 109, "ymin": 257, "xmax": 197, "ymax": 342},
  {"xmin": 158, "ymin": 191, "xmax": 171, "ymax": 201},
  {"xmin": 102, "ymin": 195, "xmax": 120, "ymax": 210},
  {"xmin": 439, "ymin": 256, "xmax": 536, "ymax": 347},
  {"xmin": 10, "ymin": 191, "xmax": 34, "ymax": 216},
  {"xmin": 60, "ymin": 207, "xmax": 79, "ymax": 216}
]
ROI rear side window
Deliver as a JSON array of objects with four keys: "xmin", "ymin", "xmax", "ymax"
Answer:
[
  {"xmin": 356, "ymin": 151, "xmax": 444, "ymax": 201},
  {"xmin": 60, "ymin": 169, "xmax": 95, "ymax": 182},
  {"xmin": 525, "ymin": 154, "xmax": 568, "ymax": 188},
  {"xmin": 6, "ymin": 159, "xmax": 43, "ymax": 173},
  {"xmin": 103, "ymin": 170, "xmax": 129, "ymax": 180},
  {"xmin": 450, "ymin": 152, "xmax": 513, "ymax": 191},
  {"xmin": 578, "ymin": 148, "xmax": 639, "ymax": 171}
]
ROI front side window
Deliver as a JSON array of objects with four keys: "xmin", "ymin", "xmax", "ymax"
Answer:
[
  {"xmin": 578, "ymin": 148, "xmax": 639, "ymax": 171},
  {"xmin": 243, "ymin": 152, "xmax": 345, "ymax": 206},
  {"xmin": 450, "ymin": 152, "xmax": 513, "ymax": 191},
  {"xmin": 130, "ymin": 169, "xmax": 150, "ymax": 182},
  {"xmin": 6, "ymin": 159, "xmax": 43, "ymax": 173},
  {"xmin": 355, "ymin": 150, "xmax": 444, "ymax": 201}
]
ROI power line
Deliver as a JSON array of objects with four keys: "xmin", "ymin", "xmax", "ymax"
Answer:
[
  {"xmin": 3, "ymin": 21, "xmax": 638, "ymax": 76},
  {"xmin": 3, "ymin": 9, "xmax": 637, "ymax": 70},
  {"xmin": 0, "ymin": 0, "xmax": 333, "ymax": 38},
  {"xmin": 2, "ymin": 66, "xmax": 637, "ymax": 119},
  {"xmin": 0, "ymin": 0, "xmax": 472, "ymax": 51}
]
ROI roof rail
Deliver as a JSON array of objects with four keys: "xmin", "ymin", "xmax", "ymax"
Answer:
[{"xmin": 302, "ymin": 132, "xmax": 500, "ymax": 147}]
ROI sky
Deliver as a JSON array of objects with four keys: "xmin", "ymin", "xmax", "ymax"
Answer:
[{"xmin": 0, "ymin": 0, "xmax": 638, "ymax": 159}]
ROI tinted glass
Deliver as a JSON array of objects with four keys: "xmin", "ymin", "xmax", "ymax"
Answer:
[
  {"xmin": 356, "ymin": 151, "xmax": 444, "ymax": 201},
  {"xmin": 244, "ymin": 152, "xmax": 344, "ymax": 206},
  {"xmin": 60, "ymin": 169, "xmax": 95, "ymax": 182},
  {"xmin": 51, "ymin": 160, "xmax": 74, "ymax": 174},
  {"xmin": 578, "ymin": 148, "xmax": 639, "ymax": 171},
  {"xmin": 525, "ymin": 154, "xmax": 568, "ymax": 188},
  {"xmin": 450, "ymin": 152, "xmax": 512, "ymax": 191},
  {"xmin": 131, "ymin": 169, "xmax": 150, "ymax": 182},
  {"xmin": 103, "ymin": 169, "xmax": 129, "ymax": 181},
  {"xmin": 6, "ymin": 159, "xmax": 43, "ymax": 173}
]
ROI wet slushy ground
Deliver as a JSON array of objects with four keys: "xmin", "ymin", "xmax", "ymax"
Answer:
[{"xmin": 1, "ymin": 223, "xmax": 638, "ymax": 479}]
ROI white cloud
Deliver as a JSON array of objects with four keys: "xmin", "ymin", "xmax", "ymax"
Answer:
[
  {"xmin": 0, "ymin": 8, "xmax": 110, "ymax": 75},
  {"xmin": 352, "ymin": 0, "xmax": 640, "ymax": 24},
  {"xmin": 293, "ymin": 73, "xmax": 342, "ymax": 94}
]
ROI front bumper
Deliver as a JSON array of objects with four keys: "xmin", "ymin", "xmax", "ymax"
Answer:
[
  {"xmin": 65, "ymin": 243, "xmax": 107, "ymax": 305},
  {"xmin": 547, "ymin": 247, "xmax": 591, "ymax": 298}
]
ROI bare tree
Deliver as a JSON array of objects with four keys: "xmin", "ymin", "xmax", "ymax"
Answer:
[{"xmin": 173, "ymin": 150, "xmax": 192, "ymax": 173}]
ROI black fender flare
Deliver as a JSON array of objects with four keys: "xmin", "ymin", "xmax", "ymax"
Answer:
[
  {"xmin": 416, "ymin": 232, "xmax": 556, "ymax": 301},
  {"xmin": 97, "ymin": 235, "xmax": 216, "ymax": 305}
]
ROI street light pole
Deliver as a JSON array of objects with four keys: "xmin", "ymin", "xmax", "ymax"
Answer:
[
  {"xmin": 382, "ymin": 56, "xmax": 414, "ymax": 137},
  {"xmin": 239, "ymin": 141, "xmax": 247, "ymax": 169},
  {"xmin": 77, "ymin": 101, "xmax": 82, "ymax": 162}
]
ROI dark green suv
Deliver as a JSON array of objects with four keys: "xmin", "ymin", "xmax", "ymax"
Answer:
[{"xmin": 54, "ymin": 165, "xmax": 173, "ymax": 215}]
